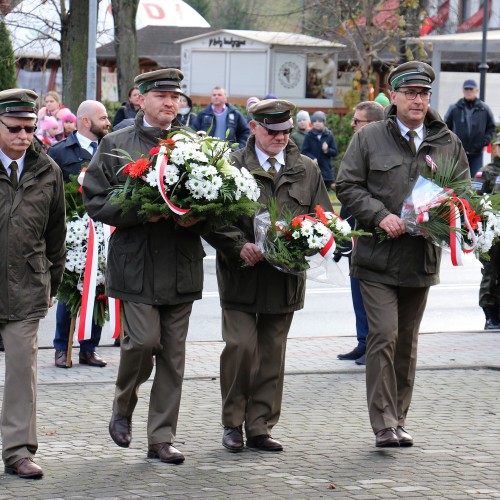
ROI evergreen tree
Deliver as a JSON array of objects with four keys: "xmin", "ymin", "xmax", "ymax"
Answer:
[{"xmin": 0, "ymin": 19, "xmax": 17, "ymax": 90}]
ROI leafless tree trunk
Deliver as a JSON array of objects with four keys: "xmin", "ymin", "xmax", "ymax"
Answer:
[
  {"xmin": 60, "ymin": 0, "xmax": 90, "ymax": 111},
  {"xmin": 111, "ymin": 0, "xmax": 140, "ymax": 103}
]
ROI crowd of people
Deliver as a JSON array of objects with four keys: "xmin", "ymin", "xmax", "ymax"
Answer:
[{"xmin": 0, "ymin": 60, "xmax": 497, "ymax": 480}]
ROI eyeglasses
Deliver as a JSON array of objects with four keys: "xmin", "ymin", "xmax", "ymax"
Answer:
[
  {"xmin": 0, "ymin": 119, "xmax": 36, "ymax": 134},
  {"xmin": 352, "ymin": 118, "xmax": 371, "ymax": 125},
  {"xmin": 257, "ymin": 123, "xmax": 292, "ymax": 136},
  {"xmin": 396, "ymin": 90, "xmax": 432, "ymax": 101}
]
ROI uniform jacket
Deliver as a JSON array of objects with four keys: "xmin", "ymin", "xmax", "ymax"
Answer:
[
  {"xmin": 444, "ymin": 98, "xmax": 496, "ymax": 155},
  {"xmin": 48, "ymin": 132, "xmax": 92, "ymax": 182},
  {"xmin": 204, "ymin": 136, "xmax": 333, "ymax": 314},
  {"xmin": 336, "ymin": 105, "xmax": 469, "ymax": 287},
  {"xmin": 0, "ymin": 141, "xmax": 66, "ymax": 321},
  {"xmin": 191, "ymin": 103, "xmax": 250, "ymax": 149},
  {"xmin": 82, "ymin": 111, "xmax": 205, "ymax": 305},
  {"xmin": 473, "ymin": 156, "xmax": 500, "ymax": 195},
  {"xmin": 301, "ymin": 127, "xmax": 338, "ymax": 182}
]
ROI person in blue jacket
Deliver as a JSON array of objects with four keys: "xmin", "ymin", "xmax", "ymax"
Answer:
[
  {"xmin": 191, "ymin": 86, "xmax": 249, "ymax": 149},
  {"xmin": 301, "ymin": 111, "xmax": 338, "ymax": 190}
]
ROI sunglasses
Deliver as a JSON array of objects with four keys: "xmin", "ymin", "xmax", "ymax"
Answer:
[
  {"xmin": 257, "ymin": 123, "xmax": 292, "ymax": 136},
  {"xmin": 0, "ymin": 119, "xmax": 36, "ymax": 134}
]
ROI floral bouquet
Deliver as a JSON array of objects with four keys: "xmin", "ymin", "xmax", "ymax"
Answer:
[
  {"xmin": 254, "ymin": 201, "xmax": 370, "ymax": 283},
  {"xmin": 109, "ymin": 129, "xmax": 262, "ymax": 225},
  {"xmin": 57, "ymin": 212, "xmax": 109, "ymax": 326},
  {"xmin": 398, "ymin": 155, "xmax": 500, "ymax": 264}
]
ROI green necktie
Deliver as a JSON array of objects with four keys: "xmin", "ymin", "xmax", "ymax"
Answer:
[
  {"xmin": 407, "ymin": 130, "xmax": 417, "ymax": 156},
  {"xmin": 267, "ymin": 157, "xmax": 278, "ymax": 176},
  {"xmin": 9, "ymin": 161, "xmax": 19, "ymax": 190}
]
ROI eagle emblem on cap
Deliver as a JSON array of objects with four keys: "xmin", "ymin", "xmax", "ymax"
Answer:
[{"xmin": 417, "ymin": 64, "xmax": 425, "ymax": 73}]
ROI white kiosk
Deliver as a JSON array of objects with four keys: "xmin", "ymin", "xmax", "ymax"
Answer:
[{"xmin": 176, "ymin": 30, "xmax": 345, "ymax": 108}]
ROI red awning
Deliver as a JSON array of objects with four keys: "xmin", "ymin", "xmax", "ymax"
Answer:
[
  {"xmin": 420, "ymin": 0, "xmax": 450, "ymax": 36},
  {"xmin": 457, "ymin": 0, "xmax": 492, "ymax": 32}
]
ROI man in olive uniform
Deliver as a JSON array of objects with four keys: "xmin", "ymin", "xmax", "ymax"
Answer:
[
  {"xmin": 0, "ymin": 89, "xmax": 66, "ymax": 478},
  {"xmin": 472, "ymin": 133, "xmax": 500, "ymax": 329},
  {"xmin": 337, "ymin": 62, "xmax": 469, "ymax": 448},
  {"xmin": 83, "ymin": 69, "xmax": 205, "ymax": 465},
  {"xmin": 205, "ymin": 99, "xmax": 333, "ymax": 453}
]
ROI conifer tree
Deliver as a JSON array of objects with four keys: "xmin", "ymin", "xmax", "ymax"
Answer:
[{"xmin": 0, "ymin": 19, "xmax": 17, "ymax": 90}]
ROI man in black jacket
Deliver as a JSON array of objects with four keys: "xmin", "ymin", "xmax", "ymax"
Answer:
[
  {"xmin": 49, "ymin": 100, "xmax": 111, "ymax": 368},
  {"xmin": 444, "ymin": 79, "xmax": 496, "ymax": 177}
]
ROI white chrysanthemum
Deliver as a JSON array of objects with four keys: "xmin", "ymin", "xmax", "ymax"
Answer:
[
  {"xmin": 300, "ymin": 220, "xmax": 314, "ymax": 236},
  {"xmin": 144, "ymin": 168, "xmax": 159, "ymax": 187},
  {"xmin": 313, "ymin": 222, "xmax": 330, "ymax": 236},
  {"xmin": 307, "ymin": 234, "xmax": 326, "ymax": 249}
]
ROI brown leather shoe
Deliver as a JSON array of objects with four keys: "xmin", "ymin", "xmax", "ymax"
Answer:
[
  {"xmin": 222, "ymin": 426, "xmax": 243, "ymax": 452},
  {"xmin": 147, "ymin": 443, "xmax": 185, "ymax": 464},
  {"xmin": 246, "ymin": 435, "xmax": 283, "ymax": 451},
  {"xmin": 55, "ymin": 350, "xmax": 70, "ymax": 368},
  {"xmin": 79, "ymin": 351, "xmax": 107, "ymax": 367},
  {"xmin": 375, "ymin": 427, "xmax": 400, "ymax": 448},
  {"xmin": 396, "ymin": 426, "xmax": 414, "ymax": 447},
  {"xmin": 109, "ymin": 411, "xmax": 132, "ymax": 448},
  {"xmin": 5, "ymin": 457, "xmax": 43, "ymax": 479}
]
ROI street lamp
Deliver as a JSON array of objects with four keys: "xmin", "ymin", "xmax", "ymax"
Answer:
[{"xmin": 479, "ymin": 0, "xmax": 489, "ymax": 101}]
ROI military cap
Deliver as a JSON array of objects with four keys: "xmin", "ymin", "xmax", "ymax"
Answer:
[
  {"xmin": 493, "ymin": 133, "xmax": 500, "ymax": 146},
  {"xmin": 134, "ymin": 68, "xmax": 184, "ymax": 95},
  {"xmin": 249, "ymin": 98, "xmax": 295, "ymax": 131},
  {"xmin": 0, "ymin": 88, "xmax": 38, "ymax": 119},
  {"xmin": 389, "ymin": 61, "xmax": 435, "ymax": 90}
]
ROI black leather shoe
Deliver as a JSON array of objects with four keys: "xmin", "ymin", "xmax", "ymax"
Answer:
[
  {"xmin": 355, "ymin": 353, "xmax": 366, "ymax": 365},
  {"xmin": 79, "ymin": 351, "xmax": 107, "ymax": 367},
  {"xmin": 0, "ymin": 334, "xmax": 4, "ymax": 352},
  {"xmin": 5, "ymin": 457, "xmax": 43, "ymax": 479},
  {"xmin": 484, "ymin": 318, "xmax": 500, "ymax": 330},
  {"xmin": 147, "ymin": 443, "xmax": 185, "ymax": 464},
  {"xmin": 246, "ymin": 435, "xmax": 283, "ymax": 451},
  {"xmin": 375, "ymin": 428, "xmax": 399, "ymax": 448},
  {"xmin": 338, "ymin": 346, "xmax": 365, "ymax": 360},
  {"xmin": 109, "ymin": 411, "xmax": 132, "ymax": 448},
  {"xmin": 396, "ymin": 426, "xmax": 413, "ymax": 447},
  {"xmin": 55, "ymin": 350, "xmax": 70, "ymax": 368},
  {"xmin": 222, "ymin": 426, "xmax": 243, "ymax": 452}
]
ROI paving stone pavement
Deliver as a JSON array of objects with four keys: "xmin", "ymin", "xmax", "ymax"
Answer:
[{"xmin": 0, "ymin": 331, "xmax": 499, "ymax": 499}]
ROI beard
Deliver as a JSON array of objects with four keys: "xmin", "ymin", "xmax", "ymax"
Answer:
[{"xmin": 89, "ymin": 121, "xmax": 109, "ymax": 141}]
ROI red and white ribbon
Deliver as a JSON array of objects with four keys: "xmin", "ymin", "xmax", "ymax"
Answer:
[
  {"xmin": 77, "ymin": 218, "xmax": 99, "ymax": 341},
  {"xmin": 448, "ymin": 203, "xmax": 463, "ymax": 266},
  {"xmin": 103, "ymin": 224, "xmax": 121, "ymax": 339},
  {"xmin": 425, "ymin": 155, "xmax": 438, "ymax": 173},
  {"xmin": 156, "ymin": 147, "xmax": 191, "ymax": 216}
]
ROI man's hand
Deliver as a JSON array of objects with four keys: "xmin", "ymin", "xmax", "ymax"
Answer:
[
  {"xmin": 322, "ymin": 141, "xmax": 329, "ymax": 153},
  {"xmin": 49, "ymin": 297, "xmax": 56, "ymax": 307},
  {"xmin": 240, "ymin": 242, "xmax": 264, "ymax": 266},
  {"xmin": 379, "ymin": 214, "xmax": 406, "ymax": 238}
]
